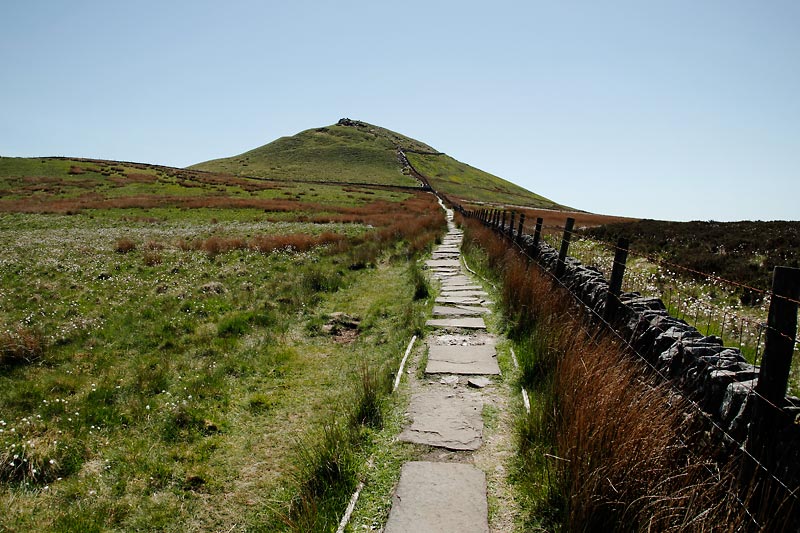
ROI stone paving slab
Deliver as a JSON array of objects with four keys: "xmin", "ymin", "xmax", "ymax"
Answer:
[
  {"xmin": 435, "ymin": 296, "xmax": 484, "ymax": 305},
  {"xmin": 441, "ymin": 283, "xmax": 482, "ymax": 291},
  {"xmin": 432, "ymin": 305, "xmax": 490, "ymax": 317},
  {"xmin": 426, "ymin": 259, "xmax": 461, "ymax": 269},
  {"xmin": 426, "ymin": 317, "xmax": 486, "ymax": 329},
  {"xmin": 432, "ymin": 271, "xmax": 461, "ymax": 278},
  {"xmin": 432, "ymin": 252, "xmax": 460, "ymax": 259},
  {"xmin": 441, "ymin": 289, "xmax": 489, "ymax": 297},
  {"xmin": 439, "ymin": 277, "xmax": 477, "ymax": 287},
  {"xmin": 384, "ymin": 462, "xmax": 489, "ymax": 533},
  {"xmin": 426, "ymin": 344, "xmax": 500, "ymax": 375},
  {"xmin": 398, "ymin": 389, "xmax": 484, "ymax": 450}
]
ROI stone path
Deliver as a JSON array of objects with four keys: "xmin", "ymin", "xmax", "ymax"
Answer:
[{"xmin": 385, "ymin": 204, "xmax": 504, "ymax": 532}]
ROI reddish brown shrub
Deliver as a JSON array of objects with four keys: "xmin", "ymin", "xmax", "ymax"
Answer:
[
  {"xmin": 115, "ymin": 238, "xmax": 137, "ymax": 254},
  {"xmin": 0, "ymin": 326, "xmax": 45, "ymax": 365}
]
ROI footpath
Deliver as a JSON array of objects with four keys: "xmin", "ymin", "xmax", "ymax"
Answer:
[{"xmin": 383, "ymin": 206, "xmax": 515, "ymax": 532}]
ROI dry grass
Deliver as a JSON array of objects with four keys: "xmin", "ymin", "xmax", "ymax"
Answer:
[
  {"xmin": 0, "ymin": 326, "xmax": 45, "ymax": 366},
  {"xmin": 459, "ymin": 215, "xmax": 762, "ymax": 531},
  {"xmin": 114, "ymin": 237, "xmax": 136, "ymax": 254}
]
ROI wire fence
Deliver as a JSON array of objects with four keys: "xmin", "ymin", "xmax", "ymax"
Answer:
[
  {"xmin": 536, "ymin": 221, "xmax": 800, "ymax": 389},
  {"xmin": 459, "ymin": 206, "xmax": 800, "ymax": 527}
]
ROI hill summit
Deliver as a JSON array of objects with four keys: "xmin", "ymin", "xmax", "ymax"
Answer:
[{"xmin": 191, "ymin": 119, "xmax": 563, "ymax": 209}]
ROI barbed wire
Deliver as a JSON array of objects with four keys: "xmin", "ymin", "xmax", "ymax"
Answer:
[
  {"xmin": 512, "ymin": 219, "xmax": 800, "ymax": 351},
  {"xmin": 528, "ymin": 221, "xmax": 800, "ymax": 308},
  {"xmin": 527, "ymin": 246, "xmax": 797, "ymax": 504},
  {"xmin": 464, "ymin": 214, "xmax": 800, "ymax": 508},
  {"xmin": 464, "ymin": 211, "xmax": 799, "ymax": 352}
]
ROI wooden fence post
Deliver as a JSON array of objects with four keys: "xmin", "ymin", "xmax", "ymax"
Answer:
[
  {"xmin": 604, "ymin": 237, "xmax": 630, "ymax": 323},
  {"xmin": 500, "ymin": 211, "xmax": 507, "ymax": 234},
  {"xmin": 744, "ymin": 266, "xmax": 800, "ymax": 520},
  {"xmin": 555, "ymin": 217, "xmax": 575, "ymax": 278},
  {"xmin": 532, "ymin": 217, "xmax": 543, "ymax": 248},
  {"xmin": 750, "ymin": 268, "xmax": 800, "ymax": 458},
  {"xmin": 508, "ymin": 212, "xmax": 516, "ymax": 239},
  {"xmin": 516, "ymin": 214, "xmax": 525, "ymax": 244}
]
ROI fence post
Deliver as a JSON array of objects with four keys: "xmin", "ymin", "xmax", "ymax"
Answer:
[
  {"xmin": 492, "ymin": 210, "xmax": 498, "ymax": 228},
  {"xmin": 508, "ymin": 212, "xmax": 516, "ymax": 240},
  {"xmin": 500, "ymin": 211, "xmax": 507, "ymax": 234},
  {"xmin": 555, "ymin": 217, "xmax": 575, "ymax": 278},
  {"xmin": 532, "ymin": 217, "xmax": 543, "ymax": 248},
  {"xmin": 750, "ymin": 268, "xmax": 800, "ymax": 455},
  {"xmin": 516, "ymin": 214, "xmax": 525, "ymax": 244},
  {"xmin": 745, "ymin": 266, "xmax": 800, "ymax": 519},
  {"xmin": 604, "ymin": 237, "xmax": 630, "ymax": 323}
]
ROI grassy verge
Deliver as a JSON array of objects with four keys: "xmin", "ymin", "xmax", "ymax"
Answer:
[
  {"xmin": 459, "ymin": 214, "xmax": 758, "ymax": 531},
  {"xmin": 0, "ymin": 186, "xmax": 445, "ymax": 530}
]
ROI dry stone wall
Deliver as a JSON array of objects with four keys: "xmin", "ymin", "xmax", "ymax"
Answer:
[{"xmin": 515, "ymin": 232, "xmax": 800, "ymax": 482}]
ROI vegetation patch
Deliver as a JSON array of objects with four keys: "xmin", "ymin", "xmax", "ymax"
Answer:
[{"xmin": 460, "ymin": 214, "xmax": 759, "ymax": 531}]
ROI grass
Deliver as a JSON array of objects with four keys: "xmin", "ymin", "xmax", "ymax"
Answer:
[
  {"xmin": 561, "ymin": 235, "xmax": 800, "ymax": 392},
  {"xmin": 190, "ymin": 118, "xmax": 563, "ymax": 209},
  {"xmin": 191, "ymin": 124, "xmax": 419, "ymax": 187},
  {"xmin": 459, "ymin": 214, "xmax": 765, "ymax": 532},
  {"xmin": 407, "ymin": 152, "xmax": 564, "ymax": 209},
  {"xmin": 0, "ymin": 156, "xmax": 413, "ymax": 211},
  {"xmin": 0, "ymin": 154, "xmax": 445, "ymax": 531}
]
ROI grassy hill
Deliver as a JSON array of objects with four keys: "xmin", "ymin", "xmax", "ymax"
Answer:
[
  {"xmin": 192, "ymin": 118, "xmax": 565, "ymax": 209},
  {"xmin": 405, "ymin": 152, "xmax": 563, "ymax": 210},
  {"xmin": 191, "ymin": 121, "xmax": 420, "ymax": 187}
]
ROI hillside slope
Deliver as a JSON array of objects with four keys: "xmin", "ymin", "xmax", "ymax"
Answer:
[
  {"xmin": 192, "ymin": 119, "xmax": 565, "ymax": 209},
  {"xmin": 191, "ymin": 120, "xmax": 420, "ymax": 187}
]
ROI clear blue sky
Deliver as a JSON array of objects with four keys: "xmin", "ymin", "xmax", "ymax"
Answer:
[{"xmin": 2, "ymin": 1, "xmax": 798, "ymax": 221}]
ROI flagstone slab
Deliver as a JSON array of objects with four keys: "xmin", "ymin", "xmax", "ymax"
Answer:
[
  {"xmin": 426, "ymin": 259, "xmax": 461, "ymax": 269},
  {"xmin": 426, "ymin": 317, "xmax": 486, "ymax": 329},
  {"xmin": 442, "ymin": 274, "xmax": 483, "ymax": 291},
  {"xmin": 432, "ymin": 305, "xmax": 490, "ymax": 317},
  {"xmin": 398, "ymin": 389, "xmax": 484, "ymax": 450},
  {"xmin": 435, "ymin": 296, "xmax": 484, "ymax": 305},
  {"xmin": 439, "ymin": 276, "xmax": 476, "ymax": 286},
  {"xmin": 426, "ymin": 344, "xmax": 500, "ymax": 375},
  {"xmin": 432, "ymin": 272, "xmax": 461, "ymax": 279},
  {"xmin": 441, "ymin": 290, "xmax": 489, "ymax": 297},
  {"xmin": 384, "ymin": 462, "xmax": 489, "ymax": 533}
]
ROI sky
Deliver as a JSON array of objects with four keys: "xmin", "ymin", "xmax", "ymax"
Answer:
[{"xmin": 1, "ymin": 1, "xmax": 798, "ymax": 221}]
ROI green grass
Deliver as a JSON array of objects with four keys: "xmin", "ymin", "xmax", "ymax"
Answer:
[
  {"xmin": 407, "ymin": 152, "xmax": 564, "ymax": 209},
  {"xmin": 0, "ymin": 182, "xmax": 444, "ymax": 531},
  {"xmin": 190, "ymin": 119, "xmax": 565, "ymax": 210},
  {"xmin": 0, "ymin": 156, "xmax": 413, "ymax": 210},
  {"xmin": 191, "ymin": 125, "xmax": 419, "ymax": 187}
]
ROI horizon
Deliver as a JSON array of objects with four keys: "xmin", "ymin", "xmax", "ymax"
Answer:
[{"xmin": 2, "ymin": 1, "xmax": 798, "ymax": 222}]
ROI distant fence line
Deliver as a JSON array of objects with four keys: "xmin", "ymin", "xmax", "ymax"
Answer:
[{"xmin": 454, "ymin": 203, "xmax": 800, "ymax": 526}]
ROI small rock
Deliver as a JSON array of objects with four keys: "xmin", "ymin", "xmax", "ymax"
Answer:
[
  {"xmin": 440, "ymin": 375, "xmax": 459, "ymax": 386},
  {"xmin": 468, "ymin": 377, "xmax": 491, "ymax": 388}
]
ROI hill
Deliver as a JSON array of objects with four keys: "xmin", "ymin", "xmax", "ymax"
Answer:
[{"xmin": 192, "ymin": 118, "xmax": 564, "ymax": 209}]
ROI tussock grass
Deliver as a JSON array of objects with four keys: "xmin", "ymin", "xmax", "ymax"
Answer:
[
  {"xmin": 409, "ymin": 261, "xmax": 431, "ymax": 300},
  {"xmin": 460, "ymin": 215, "xmax": 757, "ymax": 532},
  {"xmin": 114, "ymin": 237, "xmax": 136, "ymax": 254},
  {"xmin": 0, "ymin": 326, "xmax": 45, "ymax": 366}
]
